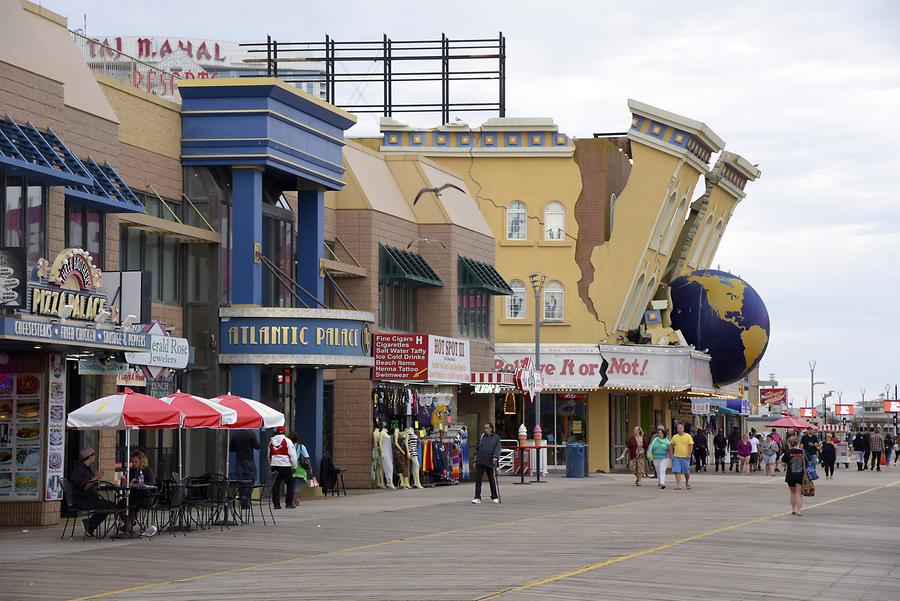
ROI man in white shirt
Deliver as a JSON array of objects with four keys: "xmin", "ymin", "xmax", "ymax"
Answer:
[
  {"xmin": 268, "ymin": 426, "xmax": 298, "ymax": 509},
  {"xmin": 748, "ymin": 431, "xmax": 760, "ymax": 473}
]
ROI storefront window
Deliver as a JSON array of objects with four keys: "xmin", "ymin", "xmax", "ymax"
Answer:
[
  {"xmin": 66, "ymin": 205, "xmax": 105, "ymax": 268},
  {"xmin": 458, "ymin": 289, "xmax": 489, "ymax": 339},
  {"xmin": 2, "ymin": 176, "xmax": 46, "ymax": 264},
  {"xmin": 119, "ymin": 227, "xmax": 181, "ymax": 304},
  {"xmin": 378, "ymin": 281, "xmax": 417, "ymax": 332}
]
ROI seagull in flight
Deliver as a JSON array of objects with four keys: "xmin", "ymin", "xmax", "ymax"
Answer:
[{"xmin": 413, "ymin": 183, "xmax": 465, "ymax": 205}]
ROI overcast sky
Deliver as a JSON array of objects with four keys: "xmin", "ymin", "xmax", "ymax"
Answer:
[{"xmin": 46, "ymin": 0, "xmax": 900, "ymax": 408}]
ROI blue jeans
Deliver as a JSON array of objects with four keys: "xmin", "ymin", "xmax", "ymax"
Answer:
[{"xmin": 235, "ymin": 458, "xmax": 256, "ymax": 506}]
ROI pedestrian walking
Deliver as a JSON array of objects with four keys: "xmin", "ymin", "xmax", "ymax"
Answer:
[
  {"xmin": 619, "ymin": 426, "xmax": 649, "ymax": 486},
  {"xmin": 713, "ymin": 428, "xmax": 727, "ymax": 472},
  {"xmin": 268, "ymin": 425, "xmax": 298, "ymax": 509},
  {"xmin": 852, "ymin": 432, "xmax": 866, "ymax": 470},
  {"xmin": 863, "ymin": 428, "xmax": 871, "ymax": 467},
  {"xmin": 820, "ymin": 436, "xmax": 836, "ymax": 479},
  {"xmin": 693, "ymin": 428, "xmax": 709, "ymax": 472},
  {"xmin": 782, "ymin": 435, "xmax": 806, "ymax": 516},
  {"xmin": 800, "ymin": 427, "xmax": 821, "ymax": 468},
  {"xmin": 287, "ymin": 432, "xmax": 312, "ymax": 507},
  {"xmin": 472, "ymin": 422, "xmax": 501, "ymax": 504},
  {"xmin": 727, "ymin": 426, "xmax": 741, "ymax": 472},
  {"xmin": 884, "ymin": 432, "xmax": 895, "ymax": 466},
  {"xmin": 748, "ymin": 430, "xmax": 760, "ymax": 473},
  {"xmin": 760, "ymin": 434, "xmax": 779, "ymax": 477},
  {"xmin": 670, "ymin": 423, "xmax": 694, "ymax": 490},
  {"xmin": 771, "ymin": 429, "xmax": 782, "ymax": 472},
  {"xmin": 229, "ymin": 429, "xmax": 260, "ymax": 509},
  {"xmin": 648, "ymin": 426, "xmax": 671, "ymax": 489},
  {"xmin": 737, "ymin": 433, "xmax": 752, "ymax": 475},
  {"xmin": 869, "ymin": 427, "xmax": 884, "ymax": 471}
]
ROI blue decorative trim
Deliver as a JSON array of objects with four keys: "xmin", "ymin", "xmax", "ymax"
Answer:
[
  {"xmin": 669, "ymin": 129, "xmax": 689, "ymax": 147},
  {"xmin": 434, "ymin": 132, "xmax": 449, "ymax": 146},
  {"xmin": 647, "ymin": 121, "xmax": 667, "ymax": 139},
  {"xmin": 630, "ymin": 115, "xmax": 644, "ymax": 130},
  {"xmin": 553, "ymin": 133, "xmax": 568, "ymax": 146},
  {"xmin": 457, "ymin": 132, "xmax": 474, "ymax": 147},
  {"xmin": 384, "ymin": 132, "xmax": 402, "ymax": 146},
  {"xmin": 528, "ymin": 132, "xmax": 546, "ymax": 147},
  {"xmin": 481, "ymin": 133, "xmax": 498, "ymax": 147},
  {"xmin": 505, "ymin": 132, "xmax": 522, "ymax": 147},
  {"xmin": 410, "ymin": 132, "xmax": 426, "ymax": 146}
]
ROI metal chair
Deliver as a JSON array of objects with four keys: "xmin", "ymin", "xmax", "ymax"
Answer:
[
  {"xmin": 59, "ymin": 479, "xmax": 91, "ymax": 539},
  {"xmin": 246, "ymin": 472, "xmax": 277, "ymax": 526}
]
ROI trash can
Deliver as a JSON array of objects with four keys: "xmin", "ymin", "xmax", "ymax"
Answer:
[{"xmin": 565, "ymin": 443, "xmax": 585, "ymax": 478}]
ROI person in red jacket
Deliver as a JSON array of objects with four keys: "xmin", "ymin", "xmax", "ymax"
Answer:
[{"xmin": 268, "ymin": 426, "xmax": 298, "ymax": 509}]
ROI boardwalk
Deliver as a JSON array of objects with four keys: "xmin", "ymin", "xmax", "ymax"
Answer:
[{"xmin": 1, "ymin": 469, "xmax": 898, "ymax": 601}]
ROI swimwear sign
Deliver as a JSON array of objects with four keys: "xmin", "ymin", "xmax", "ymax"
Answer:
[
  {"xmin": 373, "ymin": 334, "xmax": 471, "ymax": 384},
  {"xmin": 883, "ymin": 401, "xmax": 900, "ymax": 413},
  {"xmin": 218, "ymin": 307, "xmax": 374, "ymax": 366},
  {"xmin": 834, "ymin": 404, "xmax": 855, "ymax": 416}
]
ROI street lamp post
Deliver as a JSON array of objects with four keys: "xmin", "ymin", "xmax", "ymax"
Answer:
[
  {"xmin": 809, "ymin": 360, "xmax": 816, "ymax": 410},
  {"xmin": 529, "ymin": 272, "xmax": 546, "ymax": 480}
]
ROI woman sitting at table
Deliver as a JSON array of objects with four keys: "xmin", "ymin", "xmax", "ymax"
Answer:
[{"xmin": 129, "ymin": 451, "xmax": 156, "ymax": 486}]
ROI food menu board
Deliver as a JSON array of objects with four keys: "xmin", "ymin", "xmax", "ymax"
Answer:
[
  {"xmin": 45, "ymin": 355, "xmax": 65, "ymax": 501},
  {"xmin": 0, "ymin": 372, "xmax": 43, "ymax": 501}
]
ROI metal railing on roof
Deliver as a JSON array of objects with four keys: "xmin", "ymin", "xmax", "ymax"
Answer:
[{"xmin": 69, "ymin": 30, "xmax": 181, "ymax": 101}]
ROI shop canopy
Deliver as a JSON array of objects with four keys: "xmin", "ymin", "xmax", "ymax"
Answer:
[
  {"xmin": 458, "ymin": 256, "xmax": 512, "ymax": 295},
  {"xmin": 379, "ymin": 244, "xmax": 443, "ymax": 287},
  {"xmin": 0, "ymin": 115, "xmax": 145, "ymax": 213},
  {"xmin": 210, "ymin": 394, "xmax": 285, "ymax": 429},
  {"xmin": 766, "ymin": 416, "xmax": 817, "ymax": 430},
  {"xmin": 67, "ymin": 388, "xmax": 181, "ymax": 430},
  {"xmin": 160, "ymin": 392, "xmax": 237, "ymax": 428}
]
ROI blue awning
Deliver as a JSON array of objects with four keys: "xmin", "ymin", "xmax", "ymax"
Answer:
[
  {"xmin": 0, "ymin": 115, "xmax": 92, "ymax": 187},
  {"xmin": 0, "ymin": 115, "xmax": 144, "ymax": 214},
  {"xmin": 65, "ymin": 158, "xmax": 145, "ymax": 213}
]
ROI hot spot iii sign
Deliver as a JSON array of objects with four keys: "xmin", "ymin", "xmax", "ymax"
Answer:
[{"xmin": 27, "ymin": 249, "xmax": 107, "ymax": 322}]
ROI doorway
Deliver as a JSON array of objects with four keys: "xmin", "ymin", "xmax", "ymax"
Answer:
[{"xmin": 610, "ymin": 393, "xmax": 628, "ymax": 469}]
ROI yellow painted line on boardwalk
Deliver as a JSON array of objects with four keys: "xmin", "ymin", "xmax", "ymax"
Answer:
[
  {"xmin": 473, "ymin": 479, "xmax": 900, "ymax": 600},
  {"xmin": 66, "ymin": 477, "xmax": 792, "ymax": 601}
]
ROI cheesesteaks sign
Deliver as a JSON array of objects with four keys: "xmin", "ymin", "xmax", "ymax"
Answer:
[{"xmin": 219, "ymin": 307, "xmax": 374, "ymax": 366}]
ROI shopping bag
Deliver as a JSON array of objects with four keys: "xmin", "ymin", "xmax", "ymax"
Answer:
[
  {"xmin": 801, "ymin": 473, "xmax": 816, "ymax": 497},
  {"xmin": 881, "ymin": 453, "xmax": 887, "ymax": 465},
  {"xmin": 307, "ymin": 477, "xmax": 319, "ymax": 488}
]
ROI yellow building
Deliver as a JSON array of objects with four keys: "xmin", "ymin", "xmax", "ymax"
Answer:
[{"xmin": 356, "ymin": 101, "xmax": 760, "ymax": 472}]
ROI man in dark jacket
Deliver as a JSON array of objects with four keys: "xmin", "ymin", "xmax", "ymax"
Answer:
[
  {"xmin": 693, "ymin": 428, "xmax": 708, "ymax": 472},
  {"xmin": 229, "ymin": 429, "xmax": 260, "ymax": 508},
  {"xmin": 472, "ymin": 422, "xmax": 502, "ymax": 504},
  {"xmin": 727, "ymin": 427, "xmax": 741, "ymax": 472},
  {"xmin": 713, "ymin": 428, "xmax": 727, "ymax": 472},
  {"xmin": 69, "ymin": 447, "xmax": 117, "ymax": 537}
]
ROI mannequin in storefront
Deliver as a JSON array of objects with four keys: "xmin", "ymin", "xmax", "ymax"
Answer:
[
  {"xmin": 393, "ymin": 428, "xmax": 411, "ymax": 489},
  {"xmin": 404, "ymin": 427, "xmax": 423, "ymax": 489},
  {"xmin": 372, "ymin": 426, "xmax": 386, "ymax": 488},
  {"xmin": 379, "ymin": 424, "xmax": 396, "ymax": 489}
]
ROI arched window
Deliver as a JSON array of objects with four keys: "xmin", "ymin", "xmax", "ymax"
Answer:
[
  {"xmin": 620, "ymin": 273, "xmax": 645, "ymax": 330},
  {"xmin": 544, "ymin": 201, "xmax": 565, "ymax": 240},
  {"xmin": 543, "ymin": 280, "xmax": 564, "ymax": 321},
  {"xmin": 506, "ymin": 279, "xmax": 527, "ymax": 319},
  {"xmin": 700, "ymin": 220, "xmax": 724, "ymax": 267},
  {"xmin": 690, "ymin": 214, "xmax": 714, "ymax": 266},
  {"xmin": 608, "ymin": 193, "xmax": 617, "ymax": 239},
  {"xmin": 660, "ymin": 196, "xmax": 688, "ymax": 253},
  {"xmin": 631, "ymin": 276, "xmax": 657, "ymax": 327},
  {"xmin": 506, "ymin": 201, "xmax": 527, "ymax": 240},
  {"xmin": 651, "ymin": 191, "xmax": 676, "ymax": 250}
]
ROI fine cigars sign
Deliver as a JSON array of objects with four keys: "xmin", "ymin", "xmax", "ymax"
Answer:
[
  {"xmin": 27, "ymin": 249, "xmax": 108, "ymax": 322},
  {"xmin": 373, "ymin": 334, "xmax": 471, "ymax": 384}
]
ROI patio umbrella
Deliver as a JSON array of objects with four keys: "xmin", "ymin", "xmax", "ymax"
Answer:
[
  {"xmin": 67, "ymin": 388, "xmax": 181, "ymax": 485},
  {"xmin": 160, "ymin": 392, "xmax": 239, "ymax": 479},
  {"xmin": 766, "ymin": 416, "xmax": 817, "ymax": 430},
  {"xmin": 209, "ymin": 394, "xmax": 285, "ymax": 478}
]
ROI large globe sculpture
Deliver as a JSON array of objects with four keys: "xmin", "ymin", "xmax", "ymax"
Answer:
[{"xmin": 669, "ymin": 269, "xmax": 770, "ymax": 386}]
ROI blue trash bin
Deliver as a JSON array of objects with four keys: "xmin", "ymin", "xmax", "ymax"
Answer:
[{"xmin": 565, "ymin": 443, "xmax": 585, "ymax": 478}]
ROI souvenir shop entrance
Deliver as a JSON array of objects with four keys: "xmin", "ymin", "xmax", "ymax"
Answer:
[
  {"xmin": 371, "ymin": 383, "xmax": 469, "ymax": 486},
  {"xmin": 493, "ymin": 392, "xmax": 587, "ymax": 468}
]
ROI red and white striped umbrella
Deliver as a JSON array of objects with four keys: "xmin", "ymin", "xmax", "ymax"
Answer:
[
  {"xmin": 209, "ymin": 393, "xmax": 284, "ymax": 429},
  {"xmin": 67, "ymin": 388, "xmax": 181, "ymax": 430},
  {"xmin": 160, "ymin": 392, "xmax": 238, "ymax": 428}
]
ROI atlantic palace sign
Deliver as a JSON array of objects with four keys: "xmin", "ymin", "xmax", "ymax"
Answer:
[{"xmin": 218, "ymin": 307, "xmax": 374, "ymax": 367}]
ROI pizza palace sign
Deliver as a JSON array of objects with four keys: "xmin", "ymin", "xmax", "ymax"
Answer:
[{"xmin": 27, "ymin": 249, "xmax": 108, "ymax": 322}]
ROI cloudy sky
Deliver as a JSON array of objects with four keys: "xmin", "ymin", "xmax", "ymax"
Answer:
[{"xmin": 46, "ymin": 0, "xmax": 900, "ymax": 408}]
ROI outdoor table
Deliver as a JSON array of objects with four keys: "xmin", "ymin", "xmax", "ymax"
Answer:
[
  {"xmin": 100, "ymin": 483, "xmax": 158, "ymax": 539},
  {"xmin": 511, "ymin": 445, "xmax": 559, "ymax": 485}
]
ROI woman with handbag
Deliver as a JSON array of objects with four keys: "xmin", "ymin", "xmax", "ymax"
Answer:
[
  {"xmin": 618, "ymin": 426, "xmax": 649, "ymax": 486},
  {"xmin": 287, "ymin": 432, "xmax": 313, "ymax": 507},
  {"xmin": 782, "ymin": 435, "xmax": 810, "ymax": 515}
]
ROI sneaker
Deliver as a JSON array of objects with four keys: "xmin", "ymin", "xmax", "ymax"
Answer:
[
  {"xmin": 471, "ymin": 498, "xmax": 482, "ymax": 504},
  {"xmin": 82, "ymin": 519, "xmax": 95, "ymax": 538},
  {"xmin": 491, "ymin": 499, "xmax": 500, "ymax": 504}
]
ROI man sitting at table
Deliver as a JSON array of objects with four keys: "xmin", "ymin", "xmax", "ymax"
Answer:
[{"xmin": 70, "ymin": 447, "xmax": 118, "ymax": 537}]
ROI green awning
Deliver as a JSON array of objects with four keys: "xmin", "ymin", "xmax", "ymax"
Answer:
[
  {"xmin": 458, "ymin": 256, "xmax": 513, "ymax": 295},
  {"xmin": 379, "ymin": 244, "xmax": 443, "ymax": 287}
]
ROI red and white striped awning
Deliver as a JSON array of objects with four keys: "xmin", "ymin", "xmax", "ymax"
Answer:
[
  {"xmin": 470, "ymin": 371, "xmax": 516, "ymax": 386},
  {"xmin": 819, "ymin": 424, "xmax": 850, "ymax": 432}
]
